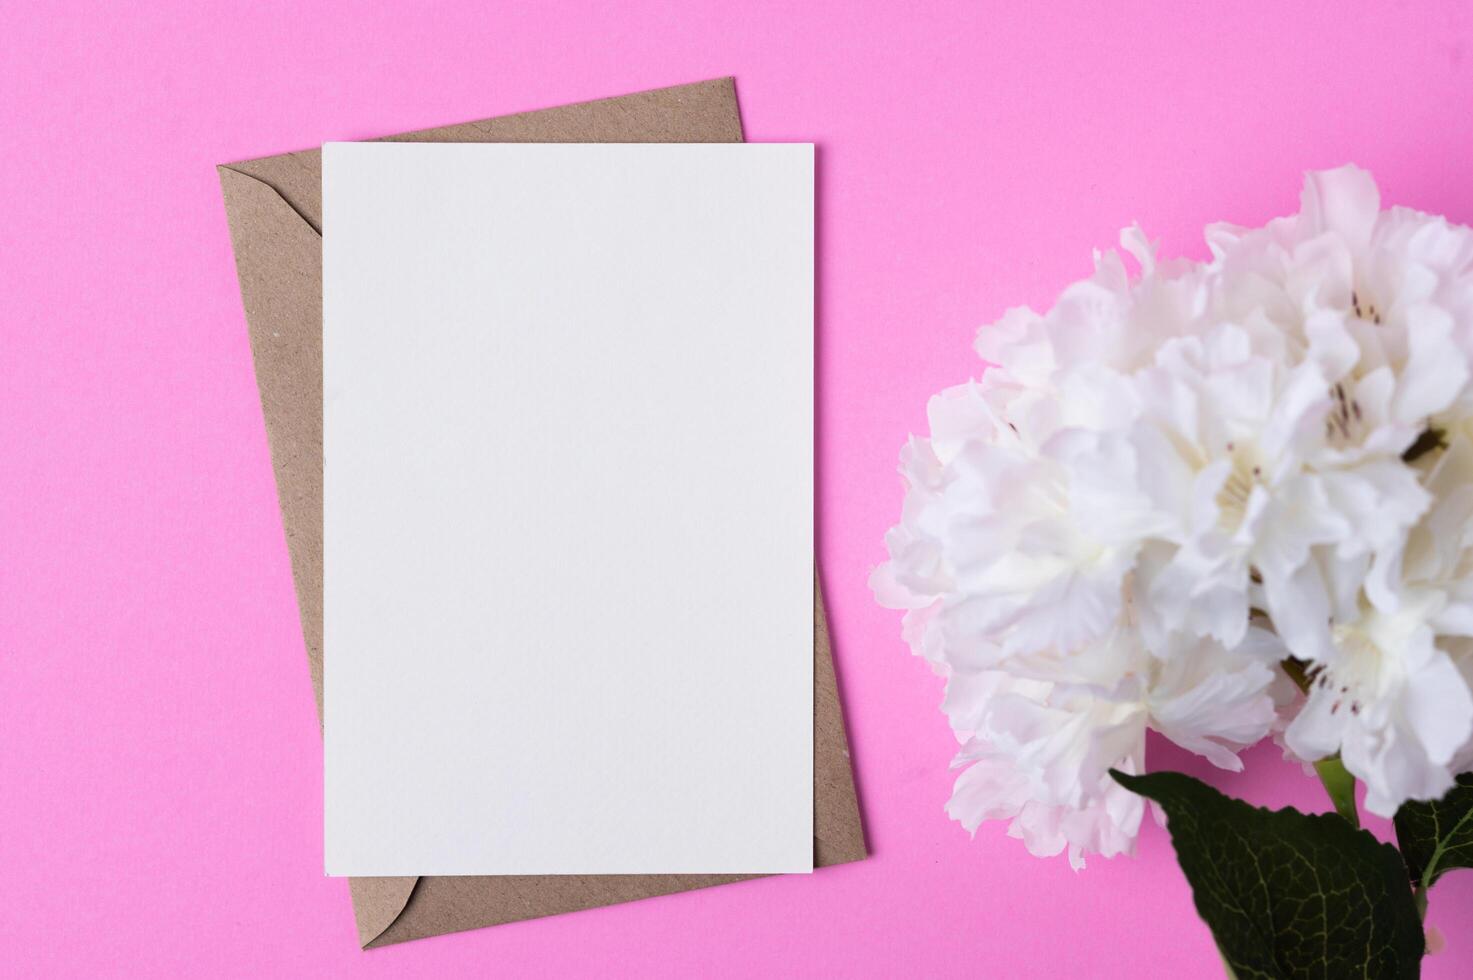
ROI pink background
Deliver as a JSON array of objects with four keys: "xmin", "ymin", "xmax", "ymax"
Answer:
[{"xmin": 4, "ymin": 1, "xmax": 1473, "ymax": 976}]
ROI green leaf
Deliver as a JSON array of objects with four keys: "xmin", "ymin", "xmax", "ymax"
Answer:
[
  {"xmin": 1394, "ymin": 772, "xmax": 1473, "ymax": 890},
  {"xmin": 1113, "ymin": 769, "xmax": 1423, "ymax": 980},
  {"xmin": 1312, "ymin": 756, "xmax": 1359, "ymax": 828}
]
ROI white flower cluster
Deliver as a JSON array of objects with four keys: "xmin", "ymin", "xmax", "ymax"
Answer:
[{"xmin": 873, "ymin": 167, "xmax": 1473, "ymax": 868}]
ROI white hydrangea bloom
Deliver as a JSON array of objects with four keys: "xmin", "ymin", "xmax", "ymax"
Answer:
[
  {"xmin": 875, "ymin": 165, "xmax": 1473, "ymax": 864},
  {"xmin": 1288, "ymin": 432, "xmax": 1473, "ymax": 816}
]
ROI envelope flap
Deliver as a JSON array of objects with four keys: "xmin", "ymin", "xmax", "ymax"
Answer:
[
  {"xmin": 813, "ymin": 574, "xmax": 865, "ymax": 867},
  {"xmin": 222, "ymin": 77, "xmax": 744, "ymax": 233},
  {"xmin": 219, "ymin": 165, "xmax": 423, "ymax": 947},
  {"xmin": 348, "ymin": 877, "xmax": 420, "ymax": 946},
  {"xmin": 217, "ymin": 165, "xmax": 326, "ymax": 708}
]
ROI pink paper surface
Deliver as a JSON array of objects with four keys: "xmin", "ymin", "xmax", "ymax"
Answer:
[{"xmin": 3, "ymin": 1, "xmax": 1473, "ymax": 976}]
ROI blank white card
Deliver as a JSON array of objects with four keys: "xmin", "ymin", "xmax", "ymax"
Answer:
[{"xmin": 322, "ymin": 143, "xmax": 814, "ymax": 875}]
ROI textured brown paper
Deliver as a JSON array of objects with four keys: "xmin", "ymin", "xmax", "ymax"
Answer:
[{"xmin": 217, "ymin": 78, "xmax": 865, "ymax": 949}]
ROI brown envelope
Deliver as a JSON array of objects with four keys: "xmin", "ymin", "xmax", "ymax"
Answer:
[{"xmin": 217, "ymin": 77, "xmax": 865, "ymax": 949}]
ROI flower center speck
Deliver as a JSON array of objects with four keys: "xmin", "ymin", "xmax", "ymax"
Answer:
[
  {"xmin": 1215, "ymin": 441, "xmax": 1263, "ymax": 533},
  {"xmin": 1351, "ymin": 289, "xmax": 1383, "ymax": 325},
  {"xmin": 1326, "ymin": 381, "xmax": 1365, "ymax": 447}
]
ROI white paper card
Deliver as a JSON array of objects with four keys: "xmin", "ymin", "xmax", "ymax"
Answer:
[{"xmin": 322, "ymin": 143, "xmax": 814, "ymax": 875}]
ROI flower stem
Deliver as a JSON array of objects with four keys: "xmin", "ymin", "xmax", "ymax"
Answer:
[
  {"xmin": 1279, "ymin": 660, "xmax": 1361, "ymax": 827},
  {"xmin": 1281, "ymin": 657, "xmax": 1313, "ymax": 693},
  {"xmin": 1313, "ymin": 755, "xmax": 1359, "ymax": 828}
]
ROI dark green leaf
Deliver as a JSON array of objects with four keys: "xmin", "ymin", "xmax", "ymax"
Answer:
[
  {"xmin": 1113, "ymin": 769, "xmax": 1423, "ymax": 980},
  {"xmin": 1394, "ymin": 772, "xmax": 1473, "ymax": 888}
]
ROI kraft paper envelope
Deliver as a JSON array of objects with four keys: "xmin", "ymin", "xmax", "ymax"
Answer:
[{"xmin": 217, "ymin": 77, "xmax": 865, "ymax": 948}]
